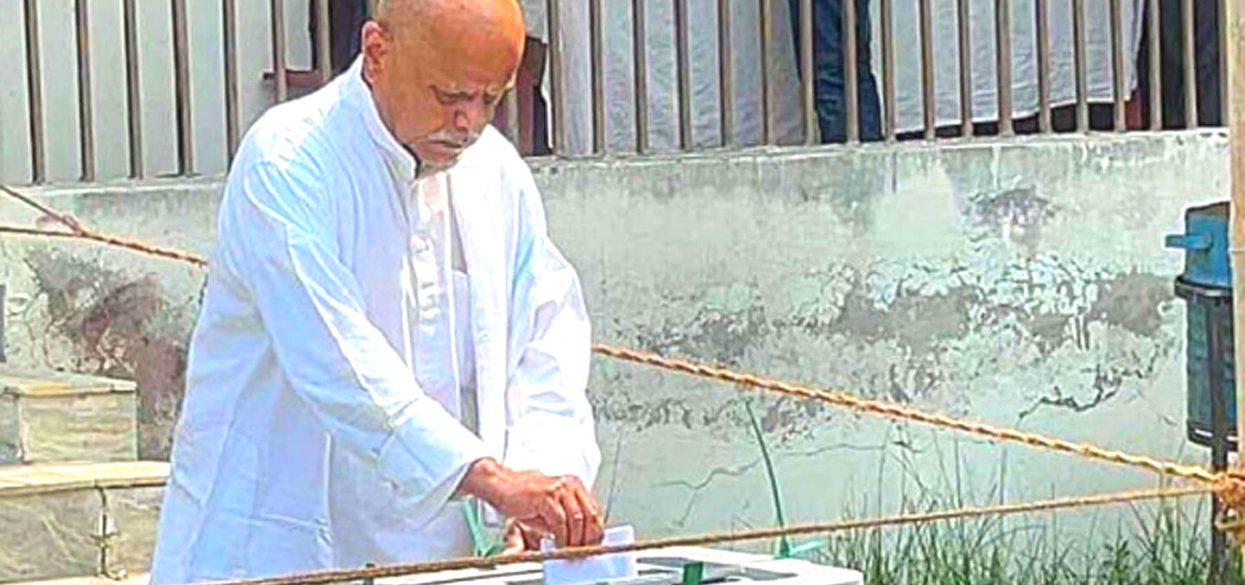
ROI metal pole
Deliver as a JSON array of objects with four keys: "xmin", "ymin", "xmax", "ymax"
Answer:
[
  {"xmin": 674, "ymin": 0, "xmax": 692, "ymax": 150},
  {"xmin": 1035, "ymin": 0, "xmax": 1052, "ymax": 133},
  {"xmin": 919, "ymin": 0, "xmax": 934, "ymax": 139},
  {"xmin": 223, "ymin": 0, "xmax": 241, "ymax": 160},
  {"xmin": 315, "ymin": 0, "xmax": 331, "ymax": 82},
  {"xmin": 844, "ymin": 0, "xmax": 860, "ymax": 144},
  {"xmin": 548, "ymin": 0, "xmax": 566, "ymax": 154},
  {"xmin": 1148, "ymin": 0, "xmax": 1162, "ymax": 130},
  {"xmin": 171, "ymin": 0, "xmax": 194, "ymax": 175},
  {"xmin": 957, "ymin": 0, "xmax": 972, "ymax": 137},
  {"xmin": 760, "ymin": 0, "xmax": 775, "ymax": 144},
  {"xmin": 718, "ymin": 0, "xmax": 734, "ymax": 147},
  {"xmin": 23, "ymin": 0, "xmax": 46, "ymax": 184},
  {"xmin": 1109, "ymin": 0, "xmax": 1126, "ymax": 131},
  {"xmin": 1182, "ymin": 0, "xmax": 1198, "ymax": 128},
  {"xmin": 592, "ymin": 0, "xmax": 608, "ymax": 153},
  {"xmin": 1208, "ymin": 299, "xmax": 1229, "ymax": 585},
  {"xmin": 123, "ymin": 0, "xmax": 144, "ymax": 178},
  {"xmin": 995, "ymin": 0, "xmax": 1014, "ymax": 136},
  {"xmin": 75, "ymin": 0, "xmax": 96, "ymax": 182},
  {"xmin": 800, "ymin": 0, "xmax": 815, "ymax": 144},
  {"xmin": 881, "ymin": 0, "xmax": 895, "ymax": 141},
  {"xmin": 1225, "ymin": 0, "xmax": 1245, "ymax": 580},
  {"xmin": 271, "ymin": 0, "xmax": 288, "ymax": 102},
  {"xmin": 1073, "ymin": 0, "xmax": 1089, "ymax": 132}
]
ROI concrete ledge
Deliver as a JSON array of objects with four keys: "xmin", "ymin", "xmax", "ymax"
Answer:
[
  {"xmin": 0, "ymin": 371, "xmax": 139, "ymax": 464},
  {"xmin": 0, "ymin": 462, "xmax": 167, "ymax": 498},
  {"xmin": 0, "ymin": 463, "xmax": 166, "ymax": 583}
]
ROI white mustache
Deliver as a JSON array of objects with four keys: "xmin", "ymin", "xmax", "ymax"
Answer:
[{"xmin": 426, "ymin": 129, "xmax": 479, "ymax": 149}]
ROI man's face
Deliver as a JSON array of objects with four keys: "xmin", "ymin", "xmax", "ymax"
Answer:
[{"xmin": 362, "ymin": 18, "xmax": 521, "ymax": 168}]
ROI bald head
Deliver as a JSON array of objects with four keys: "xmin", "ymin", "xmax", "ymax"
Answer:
[{"xmin": 362, "ymin": 0, "xmax": 526, "ymax": 168}]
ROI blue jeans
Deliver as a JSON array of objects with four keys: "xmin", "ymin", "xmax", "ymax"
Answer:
[{"xmin": 788, "ymin": 0, "xmax": 883, "ymax": 143}]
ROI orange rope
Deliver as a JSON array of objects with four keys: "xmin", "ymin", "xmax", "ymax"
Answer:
[
  {"xmin": 182, "ymin": 485, "xmax": 1212, "ymax": 585},
  {"xmin": 591, "ymin": 344, "xmax": 1226, "ymax": 485}
]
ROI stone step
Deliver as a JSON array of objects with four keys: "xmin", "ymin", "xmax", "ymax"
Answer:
[
  {"xmin": 0, "ymin": 462, "xmax": 168, "ymax": 584},
  {"xmin": 0, "ymin": 370, "xmax": 139, "ymax": 465}
]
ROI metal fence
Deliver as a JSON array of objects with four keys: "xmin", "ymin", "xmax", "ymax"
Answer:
[{"xmin": 4, "ymin": 0, "xmax": 1231, "ymax": 186}]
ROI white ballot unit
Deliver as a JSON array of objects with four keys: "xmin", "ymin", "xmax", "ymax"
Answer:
[{"xmin": 377, "ymin": 546, "xmax": 864, "ymax": 585}]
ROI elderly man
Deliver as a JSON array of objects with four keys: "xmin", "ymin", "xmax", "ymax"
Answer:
[{"xmin": 150, "ymin": 0, "xmax": 602, "ymax": 580}]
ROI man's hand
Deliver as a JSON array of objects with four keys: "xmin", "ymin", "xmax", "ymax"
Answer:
[
  {"xmin": 460, "ymin": 458, "xmax": 604, "ymax": 548},
  {"xmin": 503, "ymin": 520, "xmax": 542, "ymax": 553}
]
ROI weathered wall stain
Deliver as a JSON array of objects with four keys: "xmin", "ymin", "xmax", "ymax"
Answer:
[
  {"xmin": 21, "ymin": 248, "xmax": 192, "ymax": 460},
  {"xmin": 965, "ymin": 185, "xmax": 1058, "ymax": 252},
  {"xmin": 596, "ymin": 256, "xmax": 1177, "ymax": 444}
]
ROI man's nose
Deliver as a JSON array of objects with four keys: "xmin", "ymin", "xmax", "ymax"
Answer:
[{"xmin": 453, "ymin": 101, "xmax": 487, "ymax": 133}]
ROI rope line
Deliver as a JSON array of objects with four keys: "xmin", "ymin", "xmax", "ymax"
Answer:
[
  {"xmin": 181, "ymin": 485, "xmax": 1211, "ymax": 585},
  {"xmin": 0, "ymin": 225, "xmax": 208, "ymax": 267},
  {"xmin": 591, "ymin": 345, "xmax": 1225, "ymax": 485}
]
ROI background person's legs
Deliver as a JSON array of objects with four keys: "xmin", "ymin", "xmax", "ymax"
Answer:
[{"xmin": 788, "ymin": 0, "xmax": 882, "ymax": 143}]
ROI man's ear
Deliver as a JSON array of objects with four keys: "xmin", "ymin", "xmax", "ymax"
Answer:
[{"xmin": 361, "ymin": 21, "xmax": 388, "ymax": 83}]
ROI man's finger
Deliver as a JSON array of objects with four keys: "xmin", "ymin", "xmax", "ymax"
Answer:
[
  {"xmin": 539, "ymin": 499, "xmax": 569, "ymax": 547},
  {"xmin": 558, "ymin": 488, "xmax": 585, "ymax": 547},
  {"xmin": 503, "ymin": 523, "xmax": 526, "ymax": 554},
  {"xmin": 573, "ymin": 487, "xmax": 605, "ymax": 545}
]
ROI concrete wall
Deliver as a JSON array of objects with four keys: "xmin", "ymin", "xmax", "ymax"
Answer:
[{"xmin": 0, "ymin": 130, "xmax": 1227, "ymax": 555}]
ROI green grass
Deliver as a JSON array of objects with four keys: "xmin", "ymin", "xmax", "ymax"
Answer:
[
  {"xmin": 807, "ymin": 495, "xmax": 1241, "ymax": 585},
  {"xmin": 739, "ymin": 404, "xmax": 1235, "ymax": 584}
]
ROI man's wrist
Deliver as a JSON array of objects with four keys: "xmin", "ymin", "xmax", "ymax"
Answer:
[{"xmin": 460, "ymin": 457, "xmax": 509, "ymax": 503}]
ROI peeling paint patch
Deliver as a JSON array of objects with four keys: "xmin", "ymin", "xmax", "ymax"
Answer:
[
  {"xmin": 1085, "ymin": 272, "xmax": 1171, "ymax": 338},
  {"xmin": 965, "ymin": 185, "xmax": 1057, "ymax": 251}
]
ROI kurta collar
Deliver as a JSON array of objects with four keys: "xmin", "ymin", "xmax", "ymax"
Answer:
[{"xmin": 341, "ymin": 56, "xmax": 422, "ymax": 182}]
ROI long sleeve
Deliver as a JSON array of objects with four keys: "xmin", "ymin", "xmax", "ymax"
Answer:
[
  {"xmin": 219, "ymin": 160, "xmax": 490, "ymax": 526},
  {"xmin": 503, "ymin": 172, "xmax": 601, "ymax": 487}
]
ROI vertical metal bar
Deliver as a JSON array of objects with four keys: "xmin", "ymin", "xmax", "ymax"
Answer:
[
  {"xmin": 844, "ymin": 0, "xmax": 860, "ymax": 143},
  {"xmin": 1182, "ymin": 0, "xmax": 1198, "ymax": 128},
  {"xmin": 675, "ymin": 0, "xmax": 693, "ymax": 150},
  {"xmin": 315, "ymin": 0, "xmax": 332, "ymax": 81},
  {"xmin": 995, "ymin": 0, "xmax": 1014, "ymax": 136},
  {"xmin": 271, "ymin": 0, "xmax": 288, "ymax": 102},
  {"xmin": 919, "ymin": 0, "xmax": 935, "ymax": 139},
  {"xmin": 504, "ymin": 91, "xmax": 520, "ymax": 145},
  {"xmin": 75, "ymin": 0, "xmax": 96, "ymax": 182},
  {"xmin": 367, "ymin": 0, "xmax": 378, "ymax": 17},
  {"xmin": 171, "ymin": 0, "xmax": 194, "ymax": 175},
  {"xmin": 223, "ymin": 0, "xmax": 241, "ymax": 160},
  {"xmin": 1109, "ymin": 0, "xmax": 1126, "ymax": 131},
  {"xmin": 1208, "ymin": 300, "xmax": 1229, "ymax": 585},
  {"xmin": 1148, "ymin": 0, "xmax": 1162, "ymax": 130},
  {"xmin": 800, "ymin": 0, "xmax": 816, "ymax": 145},
  {"xmin": 123, "ymin": 0, "xmax": 144, "ymax": 178},
  {"xmin": 1035, "ymin": 0, "xmax": 1052, "ymax": 133},
  {"xmin": 1220, "ymin": 0, "xmax": 1229, "ymax": 126},
  {"xmin": 881, "ymin": 0, "xmax": 896, "ymax": 141},
  {"xmin": 760, "ymin": 0, "xmax": 774, "ymax": 144},
  {"xmin": 957, "ymin": 0, "xmax": 973, "ymax": 137},
  {"xmin": 548, "ymin": 0, "xmax": 566, "ymax": 154},
  {"xmin": 718, "ymin": 0, "xmax": 734, "ymax": 147},
  {"xmin": 633, "ymin": 0, "xmax": 650, "ymax": 153},
  {"xmin": 1224, "ymin": 0, "xmax": 1245, "ymax": 574},
  {"xmin": 23, "ymin": 0, "xmax": 46, "ymax": 184},
  {"xmin": 591, "ymin": 0, "xmax": 607, "ymax": 153},
  {"xmin": 1073, "ymin": 0, "xmax": 1089, "ymax": 132}
]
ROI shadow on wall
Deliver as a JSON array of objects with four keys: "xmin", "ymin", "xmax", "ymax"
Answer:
[{"xmin": 20, "ymin": 248, "xmax": 195, "ymax": 460}]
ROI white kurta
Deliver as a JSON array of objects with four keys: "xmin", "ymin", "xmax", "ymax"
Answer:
[{"xmin": 150, "ymin": 58, "xmax": 600, "ymax": 581}]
